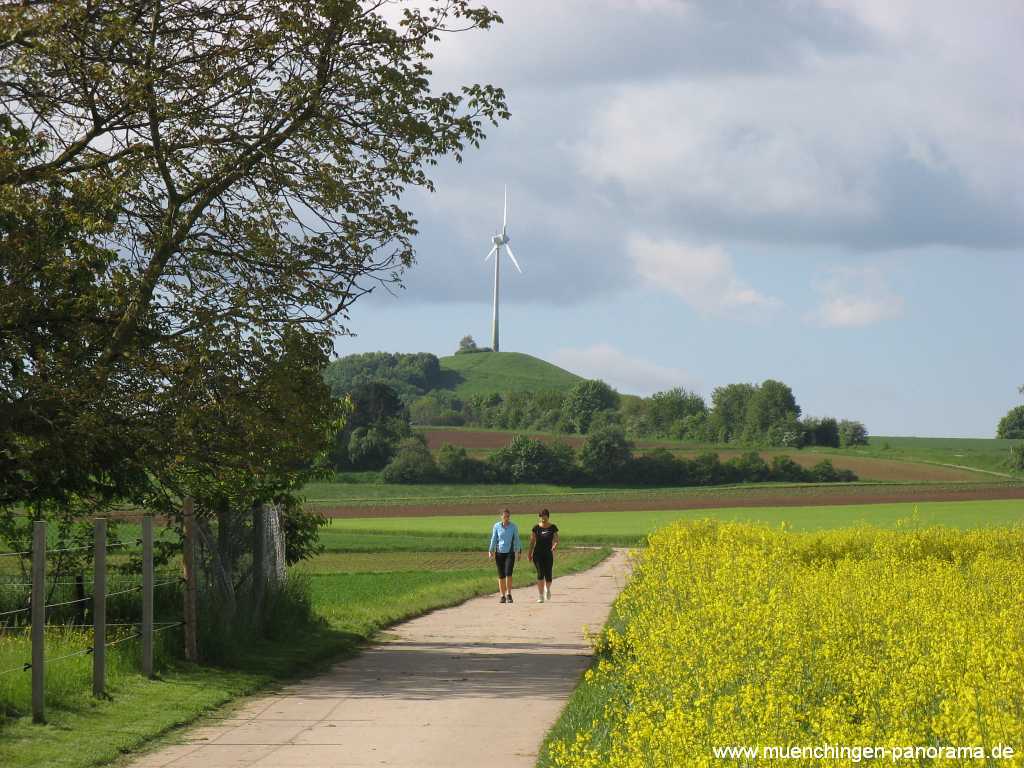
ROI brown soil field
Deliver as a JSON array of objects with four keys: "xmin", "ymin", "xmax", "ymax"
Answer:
[
  {"xmin": 318, "ymin": 484, "xmax": 1024, "ymax": 519},
  {"xmin": 420, "ymin": 429, "xmax": 983, "ymax": 482}
]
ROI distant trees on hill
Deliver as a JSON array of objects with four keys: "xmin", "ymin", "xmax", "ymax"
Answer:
[
  {"xmin": 322, "ymin": 352, "xmax": 869, "ymax": 450},
  {"xmin": 322, "ymin": 353, "xmax": 442, "ymax": 403}
]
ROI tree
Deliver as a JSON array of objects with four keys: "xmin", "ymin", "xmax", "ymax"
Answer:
[
  {"xmin": 579, "ymin": 426, "xmax": 633, "ymax": 481},
  {"xmin": 646, "ymin": 388, "xmax": 706, "ymax": 436},
  {"xmin": 457, "ymin": 335, "xmax": 479, "ymax": 353},
  {"xmin": 562, "ymin": 379, "xmax": 620, "ymax": 434},
  {"xmin": 743, "ymin": 380, "xmax": 801, "ymax": 444},
  {"xmin": 382, "ymin": 438, "xmax": 438, "ymax": 483},
  {"xmin": 1, "ymin": 0, "xmax": 507, "ymax": 515},
  {"xmin": 489, "ymin": 435, "xmax": 575, "ymax": 484},
  {"xmin": 709, "ymin": 383, "xmax": 757, "ymax": 442},
  {"xmin": 802, "ymin": 417, "xmax": 840, "ymax": 448},
  {"xmin": 997, "ymin": 406, "xmax": 1024, "ymax": 439},
  {"xmin": 838, "ymin": 420, "xmax": 869, "ymax": 447}
]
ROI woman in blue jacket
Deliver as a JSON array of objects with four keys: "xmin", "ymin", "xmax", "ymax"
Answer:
[{"xmin": 488, "ymin": 508, "xmax": 522, "ymax": 604}]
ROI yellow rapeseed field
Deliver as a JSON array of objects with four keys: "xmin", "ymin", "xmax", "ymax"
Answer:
[{"xmin": 549, "ymin": 521, "xmax": 1024, "ymax": 767}]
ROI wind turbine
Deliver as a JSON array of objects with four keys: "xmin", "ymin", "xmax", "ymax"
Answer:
[{"xmin": 484, "ymin": 184, "xmax": 522, "ymax": 353}]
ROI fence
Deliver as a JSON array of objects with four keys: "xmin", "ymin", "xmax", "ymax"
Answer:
[{"xmin": 0, "ymin": 515, "xmax": 185, "ymax": 723}]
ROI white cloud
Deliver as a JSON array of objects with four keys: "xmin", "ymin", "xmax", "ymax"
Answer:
[
  {"xmin": 552, "ymin": 343, "xmax": 700, "ymax": 396},
  {"xmin": 627, "ymin": 236, "xmax": 780, "ymax": 314},
  {"xmin": 811, "ymin": 265, "xmax": 905, "ymax": 327}
]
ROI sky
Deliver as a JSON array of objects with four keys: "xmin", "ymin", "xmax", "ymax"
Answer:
[{"xmin": 335, "ymin": 0, "xmax": 1024, "ymax": 439}]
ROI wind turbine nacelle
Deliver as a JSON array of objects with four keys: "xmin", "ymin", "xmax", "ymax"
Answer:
[{"xmin": 492, "ymin": 233, "xmax": 509, "ymax": 246}]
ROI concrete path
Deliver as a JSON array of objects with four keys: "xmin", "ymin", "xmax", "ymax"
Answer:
[{"xmin": 129, "ymin": 550, "xmax": 630, "ymax": 768}]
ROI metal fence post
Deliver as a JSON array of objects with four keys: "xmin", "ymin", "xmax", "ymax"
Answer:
[
  {"xmin": 31, "ymin": 520, "xmax": 46, "ymax": 723},
  {"xmin": 142, "ymin": 515, "xmax": 154, "ymax": 678},
  {"xmin": 182, "ymin": 498, "xmax": 199, "ymax": 662},
  {"xmin": 93, "ymin": 518, "xmax": 106, "ymax": 697}
]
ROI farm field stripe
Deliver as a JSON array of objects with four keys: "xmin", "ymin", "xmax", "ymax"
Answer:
[{"xmin": 314, "ymin": 484, "xmax": 1024, "ymax": 518}]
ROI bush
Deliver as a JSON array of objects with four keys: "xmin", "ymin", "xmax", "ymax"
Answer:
[
  {"xmin": 381, "ymin": 438, "xmax": 439, "ymax": 483},
  {"xmin": 769, "ymin": 455, "xmax": 808, "ymax": 482},
  {"xmin": 838, "ymin": 419, "xmax": 869, "ymax": 447},
  {"xmin": 807, "ymin": 459, "xmax": 857, "ymax": 483},
  {"xmin": 489, "ymin": 435, "xmax": 575, "ymax": 484},
  {"xmin": 629, "ymin": 448, "xmax": 684, "ymax": 486},
  {"xmin": 436, "ymin": 443, "xmax": 490, "ymax": 483},
  {"xmin": 686, "ymin": 452, "xmax": 725, "ymax": 486},
  {"xmin": 579, "ymin": 426, "xmax": 633, "ymax": 481},
  {"xmin": 726, "ymin": 451, "xmax": 771, "ymax": 483}
]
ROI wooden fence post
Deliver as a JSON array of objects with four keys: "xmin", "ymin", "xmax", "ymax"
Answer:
[
  {"xmin": 142, "ymin": 515, "xmax": 154, "ymax": 678},
  {"xmin": 31, "ymin": 520, "xmax": 45, "ymax": 723},
  {"xmin": 93, "ymin": 518, "xmax": 106, "ymax": 697},
  {"xmin": 182, "ymin": 498, "xmax": 199, "ymax": 662},
  {"xmin": 252, "ymin": 502, "xmax": 264, "ymax": 613}
]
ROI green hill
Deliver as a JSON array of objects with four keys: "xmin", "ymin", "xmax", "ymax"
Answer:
[{"xmin": 437, "ymin": 352, "xmax": 583, "ymax": 397}]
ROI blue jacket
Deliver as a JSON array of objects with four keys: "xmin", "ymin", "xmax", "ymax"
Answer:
[{"xmin": 489, "ymin": 521, "xmax": 522, "ymax": 554}]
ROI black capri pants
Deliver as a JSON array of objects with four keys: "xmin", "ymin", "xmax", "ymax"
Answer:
[
  {"xmin": 495, "ymin": 551, "xmax": 516, "ymax": 577},
  {"xmin": 534, "ymin": 550, "xmax": 553, "ymax": 582}
]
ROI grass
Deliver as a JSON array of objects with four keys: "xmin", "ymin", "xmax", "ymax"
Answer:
[
  {"xmin": 0, "ymin": 524, "xmax": 610, "ymax": 768},
  {"xmin": 437, "ymin": 351, "xmax": 582, "ymax": 397},
  {"xmin": 836, "ymin": 435, "xmax": 1023, "ymax": 477},
  {"xmin": 323, "ymin": 499, "xmax": 1024, "ymax": 546}
]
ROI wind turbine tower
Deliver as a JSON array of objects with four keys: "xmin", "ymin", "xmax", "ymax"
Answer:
[{"xmin": 484, "ymin": 185, "xmax": 522, "ymax": 352}]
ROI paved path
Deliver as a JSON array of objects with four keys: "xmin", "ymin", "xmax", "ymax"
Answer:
[{"xmin": 129, "ymin": 550, "xmax": 630, "ymax": 768}]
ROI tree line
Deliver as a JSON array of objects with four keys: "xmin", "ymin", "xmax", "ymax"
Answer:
[
  {"xmin": 322, "ymin": 353, "xmax": 869, "ymax": 451},
  {"xmin": 383, "ymin": 430, "xmax": 857, "ymax": 487}
]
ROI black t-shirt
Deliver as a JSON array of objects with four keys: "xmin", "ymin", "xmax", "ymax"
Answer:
[{"xmin": 532, "ymin": 524, "xmax": 559, "ymax": 554}]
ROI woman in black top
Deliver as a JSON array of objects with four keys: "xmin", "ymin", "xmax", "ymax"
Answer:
[{"xmin": 527, "ymin": 508, "xmax": 559, "ymax": 603}]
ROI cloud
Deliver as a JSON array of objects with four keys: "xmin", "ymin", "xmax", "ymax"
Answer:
[
  {"xmin": 552, "ymin": 343, "xmax": 700, "ymax": 396},
  {"xmin": 627, "ymin": 236, "xmax": 780, "ymax": 315},
  {"xmin": 811, "ymin": 265, "xmax": 905, "ymax": 327}
]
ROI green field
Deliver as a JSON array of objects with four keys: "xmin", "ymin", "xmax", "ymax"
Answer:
[
  {"xmin": 840, "ymin": 435, "xmax": 1023, "ymax": 477},
  {"xmin": 323, "ymin": 499, "xmax": 1024, "ymax": 546},
  {"xmin": 437, "ymin": 351, "xmax": 582, "ymax": 397}
]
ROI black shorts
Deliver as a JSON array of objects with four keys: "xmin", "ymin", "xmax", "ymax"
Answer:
[
  {"xmin": 495, "ymin": 551, "xmax": 516, "ymax": 577},
  {"xmin": 534, "ymin": 550, "xmax": 553, "ymax": 582}
]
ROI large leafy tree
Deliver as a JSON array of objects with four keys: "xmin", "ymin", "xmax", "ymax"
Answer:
[{"xmin": 1, "ymin": 1, "xmax": 507, "ymax": 515}]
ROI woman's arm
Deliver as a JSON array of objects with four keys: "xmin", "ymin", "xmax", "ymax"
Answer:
[
  {"xmin": 551, "ymin": 532, "xmax": 559, "ymax": 554},
  {"xmin": 488, "ymin": 524, "xmax": 497, "ymax": 558},
  {"xmin": 528, "ymin": 530, "xmax": 536, "ymax": 560}
]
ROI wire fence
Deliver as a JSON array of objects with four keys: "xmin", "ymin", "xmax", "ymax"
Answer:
[{"xmin": 0, "ymin": 516, "xmax": 187, "ymax": 723}]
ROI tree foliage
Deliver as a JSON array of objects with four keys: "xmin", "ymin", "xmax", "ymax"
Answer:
[
  {"xmin": 562, "ymin": 379, "xmax": 620, "ymax": 434},
  {"xmin": 997, "ymin": 406, "xmax": 1024, "ymax": 440},
  {"xmin": 1, "ymin": 1, "xmax": 507, "ymax": 573}
]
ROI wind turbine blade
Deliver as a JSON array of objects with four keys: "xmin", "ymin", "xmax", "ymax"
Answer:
[
  {"xmin": 505, "ymin": 245, "xmax": 523, "ymax": 274},
  {"xmin": 484, "ymin": 245, "xmax": 497, "ymax": 261},
  {"xmin": 503, "ymin": 184, "xmax": 508, "ymax": 233}
]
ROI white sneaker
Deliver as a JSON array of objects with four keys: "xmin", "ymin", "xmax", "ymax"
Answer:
[
  {"xmin": 536, "ymin": 595, "xmax": 545, "ymax": 603},
  {"xmin": 545, "ymin": 588, "xmax": 551, "ymax": 600}
]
